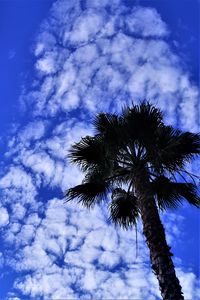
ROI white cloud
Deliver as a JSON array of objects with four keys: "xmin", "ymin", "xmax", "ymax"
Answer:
[
  {"xmin": 6, "ymin": 199, "xmax": 156, "ymax": 298},
  {"xmin": 21, "ymin": 150, "xmax": 55, "ymax": 183},
  {"xmin": 36, "ymin": 52, "xmax": 57, "ymax": 74},
  {"xmin": 14, "ymin": 269, "xmax": 76, "ymax": 299},
  {"xmin": 34, "ymin": 42, "xmax": 45, "ymax": 56},
  {"xmin": 0, "ymin": 252, "xmax": 4, "ymax": 268},
  {"xmin": 66, "ymin": 9, "xmax": 104, "ymax": 45},
  {"xmin": 11, "ymin": 203, "xmax": 26, "ymax": 220},
  {"xmin": 86, "ymin": 0, "xmax": 120, "ymax": 9},
  {"xmin": 19, "ymin": 120, "xmax": 46, "ymax": 143},
  {"xmin": 73, "ymin": 44, "xmax": 98, "ymax": 64},
  {"xmin": 178, "ymin": 269, "xmax": 200, "ymax": 300},
  {"xmin": 0, "ymin": 166, "xmax": 37, "ymax": 206},
  {"xmin": 5, "ymin": 196, "xmax": 198, "ymax": 299},
  {"xmin": 125, "ymin": 6, "xmax": 169, "ymax": 37},
  {"xmin": 0, "ymin": 207, "xmax": 9, "ymax": 227},
  {"xmin": 0, "ymin": 166, "xmax": 32, "ymax": 190}
]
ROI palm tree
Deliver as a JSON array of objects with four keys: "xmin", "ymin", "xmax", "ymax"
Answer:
[{"xmin": 65, "ymin": 102, "xmax": 200, "ymax": 300}]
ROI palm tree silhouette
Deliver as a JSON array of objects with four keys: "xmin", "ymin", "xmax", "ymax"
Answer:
[{"xmin": 66, "ymin": 102, "xmax": 200, "ymax": 300}]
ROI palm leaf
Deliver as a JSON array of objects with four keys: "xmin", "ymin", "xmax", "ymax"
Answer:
[
  {"xmin": 147, "ymin": 126, "xmax": 200, "ymax": 172},
  {"xmin": 122, "ymin": 101, "xmax": 164, "ymax": 146},
  {"xmin": 109, "ymin": 188, "xmax": 139, "ymax": 229},
  {"xmin": 65, "ymin": 180, "xmax": 110, "ymax": 208},
  {"xmin": 83, "ymin": 164, "xmax": 113, "ymax": 185},
  {"xmin": 151, "ymin": 175, "xmax": 200, "ymax": 210},
  {"xmin": 177, "ymin": 131, "xmax": 200, "ymax": 156},
  {"xmin": 68, "ymin": 135, "xmax": 106, "ymax": 171},
  {"xmin": 93, "ymin": 113, "xmax": 127, "ymax": 148},
  {"xmin": 93, "ymin": 113, "xmax": 121, "ymax": 136}
]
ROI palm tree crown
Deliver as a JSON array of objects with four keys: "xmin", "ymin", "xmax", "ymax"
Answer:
[
  {"xmin": 66, "ymin": 102, "xmax": 200, "ymax": 299},
  {"xmin": 66, "ymin": 102, "xmax": 199, "ymax": 224}
]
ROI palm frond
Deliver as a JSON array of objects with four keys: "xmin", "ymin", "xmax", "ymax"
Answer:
[
  {"xmin": 93, "ymin": 113, "xmax": 120, "ymax": 135},
  {"xmin": 68, "ymin": 135, "xmax": 106, "ymax": 171},
  {"xmin": 121, "ymin": 102, "xmax": 164, "ymax": 154},
  {"xmin": 147, "ymin": 126, "xmax": 200, "ymax": 172},
  {"xmin": 109, "ymin": 188, "xmax": 139, "ymax": 229},
  {"xmin": 65, "ymin": 180, "xmax": 110, "ymax": 208},
  {"xmin": 93, "ymin": 113, "xmax": 128, "ymax": 148},
  {"xmin": 175, "ymin": 182, "xmax": 200, "ymax": 207},
  {"xmin": 151, "ymin": 175, "xmax": 200, "ymax": 210},
  {"xmin": 177, "ymin": 131, "xmax": 200, "ymax": 156},
  {"xmin": 83, "ymin": 164, "xmax": 113, "ymax": 184}
]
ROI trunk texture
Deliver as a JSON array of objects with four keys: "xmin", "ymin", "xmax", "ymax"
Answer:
[{"xmin": 134, "ymin": 168, "xmax": 184, "ymax": 300}]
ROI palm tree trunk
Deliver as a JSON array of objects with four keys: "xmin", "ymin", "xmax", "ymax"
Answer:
[{"xmin": 134, "ymin": 168, "xmax": 184, "ymax": 300}]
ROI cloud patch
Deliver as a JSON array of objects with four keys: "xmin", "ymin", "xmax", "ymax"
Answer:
[
  {"xmin": 19, "ymin": 1, "xmax": 198, "ymax": 133},
  {"xmin": 0, "ymin": 207, "xmax": 9, "ymax": 227}
]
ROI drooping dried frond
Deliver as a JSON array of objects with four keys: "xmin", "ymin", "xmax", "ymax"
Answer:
[
  {"xmin": 109, "ymin": 188, "xmax": 139, "ymax": 229},
  {"xmin": 151, "ymin": 175, "xmax": 200, "ymax": 210}
]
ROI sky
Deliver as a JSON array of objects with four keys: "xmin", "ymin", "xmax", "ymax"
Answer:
[{"xmin": 0, "ymin": 0, "xmax": 199, "ymax": 299}]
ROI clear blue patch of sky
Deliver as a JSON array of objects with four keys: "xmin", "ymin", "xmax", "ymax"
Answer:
[{"xmin": 0, "ymin": 0, "xmax": 55, "ymax": 134}]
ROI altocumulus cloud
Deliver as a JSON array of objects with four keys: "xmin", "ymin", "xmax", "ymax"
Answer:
[{"xmin": 0, "ymin": 0, "xmax": 199, "ymax": 299}]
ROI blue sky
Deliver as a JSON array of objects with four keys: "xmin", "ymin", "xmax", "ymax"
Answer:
[{"xmin": 0, "ymin": 0, "xmax": 199, "ymax": 299}]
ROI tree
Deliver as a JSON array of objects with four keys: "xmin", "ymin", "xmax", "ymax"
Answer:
[{"xmin": 65, "ymin": 102, "xmax": 200, "ymax": 300}]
